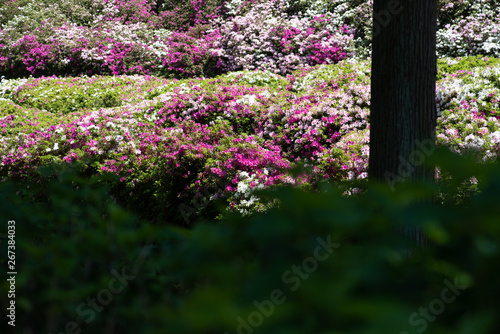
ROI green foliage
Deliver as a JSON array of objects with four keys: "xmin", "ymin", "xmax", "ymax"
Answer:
[
  {"xmin": 140, "ymin": 150, "xmax": 500, "ymax": 334},
  {"xmin": 1, "ymin": 149, "xmax": 500, "ymax": 333},
  {"xmin": 12, "ymin": 76, "xmax": 121, "ymax": 113},
  {"xmin": 437, "ymin": 55, "xmax": 500, "ymax": 81},
  {"xmin": 0, "ymin": 99, "xmax": 21, "ymax": 115},
  {"xmin": 290, "ymin": 59, "xmax": 371, "ymax": 93},
  {"xmin": 8, "ymin": 75, "xmax": 169, "ymax": 113},
  {"xmin": 216, "ymin": 70, "xmax": 289, "ymax": 91},
  {"xmin": 0, "ymin": 99, "xmax": 64, "ymax": 137},
  {"xmin": 145, "ymin": 69, "xmax": 288, "ymax": 100}
]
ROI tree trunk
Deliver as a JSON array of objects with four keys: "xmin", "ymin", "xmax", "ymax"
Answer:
[{"xmin": 369, "ymin": 0, "xmax": 438, "ymax": 248}]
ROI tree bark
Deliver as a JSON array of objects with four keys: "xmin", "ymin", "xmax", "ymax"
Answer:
[{"xmin": 369, "ymin": 0, "xmax": 438, "ymax": 248}]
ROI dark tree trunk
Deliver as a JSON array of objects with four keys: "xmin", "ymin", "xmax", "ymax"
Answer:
[{"xmin": 369, "ymin": 0, "xmax": 438, "ymax": 248}]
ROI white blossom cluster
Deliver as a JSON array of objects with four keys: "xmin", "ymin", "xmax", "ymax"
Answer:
[
  {"xmin": 436, "ymin": 64, "xmax": 500, "ymax": 116},
  {"xmin": 464, "ymin": 134, "xmax": 485, "ymax": 150},
  {"xmin": 0, "ymin": 78, "xmax": 28, "ymax": 101},
  {"xmin": 209, "ymin": 0, "xmax": 354, "ymax": 75},
  {"xmin": 436, "ymin": 62, "xmax": 500, "ymax": 160},
  {"xmin": 225, "ymin": 70, "xmax": 284, "ymax": 87},
  {"xmin": 231, "ymin": 169, "xmax": 268, "ymax": 216},
  {"xmin": 436, "ymin": 0, "xmax": 500, "ymax": 58}
]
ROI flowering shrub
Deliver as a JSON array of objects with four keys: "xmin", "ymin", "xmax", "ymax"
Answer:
[
  {"xmin": 154, "ymin": 29, "xmax": 224, "ymax": 78},
  {"xmin": 2, "ymin": 0, "xmax": 500, "ymax": 221},
  {"xmin": 285, "ymin": 0, "xmax": 373, "ymax": 58},
  {"xmin": 0, "ymin": 0, "xmax": 355, "ymax": 78},
  {"xmin": 2, "ymin": 57, "xmax": 500, "ymax": 221},
  {"xmin": 436, "ymin": 56, "xmax": 500, "ymax": 160},
  {"xmin": 0, "ymin": 0, "xmax": 219, "ymax": 77},
  {"xmin": 156, "ymin": 0, "xmax": 227, "ymax": 31},
  {"xmin": 210, "ymin": 0, "xmax": 352, "ymax": 74},
  {"xmin": 10, "ymin": 74, "xmax": 168, "ymax": 113},
  {"xmin": 436, "ymin": 0, "xmax": 500, "ymax": 58},
  {"xmin": 2, "ymin": 0, "xmax": 500, "ymax": 79},
  {"xmin": 0, "ymin": 60, "xmax": 365, "ymax": 221}
]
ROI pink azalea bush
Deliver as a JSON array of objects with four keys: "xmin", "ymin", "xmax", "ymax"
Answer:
[
  {"xmin": 3, "ymin": 56, "xmax": 499, "ymax": 221},
  {"xmin": 0, "ymin": 60, "xmax": 373, "ymax": 222}
]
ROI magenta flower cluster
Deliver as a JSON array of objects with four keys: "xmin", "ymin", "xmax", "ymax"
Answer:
[{"xmin": 0, "ymin": 0, "xmax": 351, "ymax": 79}]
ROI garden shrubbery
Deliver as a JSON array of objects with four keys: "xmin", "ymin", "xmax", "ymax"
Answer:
[
  {"xmin": 2, "ymin": 0, "xmax": 498, "ymax": 79},
  {"xmin": 0, "ymin": 0, "xmax": 354, "ymax": 78},
  {"xmin": 1, "ymin": 1, "xmax": 500, "ymax": 332},
  {"xmin": 1, "ymin": 56, "xmax": 500, "ymax": 223}
]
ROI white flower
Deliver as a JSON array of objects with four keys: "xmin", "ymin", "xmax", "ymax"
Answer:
[
  {"xmin": 237, "ymin": 181, "xmax": 249, "ymax": 194},
  {"xmin": 236, "ymin": 94, "xmax": 257, "ymax": 106},
  {"xmin": 489, "ymin": 131, "xmax": 500, "ymax": 144},
  {"xmin": 358, "ymin": 172, "xmax": 368, "ymax": 179},
  {"xmin": 53, "ymin": 143, "xmax": 59, "ymax": 150},
  {"xmin": 464, "ymin": 134, "xmax": 484, "ymax": 149},
  {"xmin": 260, "ymin": 91, "xmax": 271, "ymax": 98}
]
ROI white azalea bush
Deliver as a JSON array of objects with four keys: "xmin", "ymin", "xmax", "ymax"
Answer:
[
  {"xmin": 209, "ymin": 0, "xmax": 353, "ymax": 74},
  {"xmin": 436, "ymin": 56, "xmax": 500, "ymax": 160},
  {"xmin": 436, "ymin": 0, "xmax": 500, "ymax": 58}
]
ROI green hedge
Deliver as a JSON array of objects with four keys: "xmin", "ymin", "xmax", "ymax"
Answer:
[{"xmin": 1, "ymin": 149, "xmax": 499, "ymax": 333}]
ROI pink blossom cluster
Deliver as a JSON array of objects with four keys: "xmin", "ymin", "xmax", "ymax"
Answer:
[
  {"xmin": 2, "ymin": 56, "xmax": 500, "ymax": 219},
  {"xmin": 0, "ymin": 60, "xmax": 373, "ymax": 221},
  {"xmin": 0, "ymin": 0, "xmax": 351, "ymax": 78}
]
